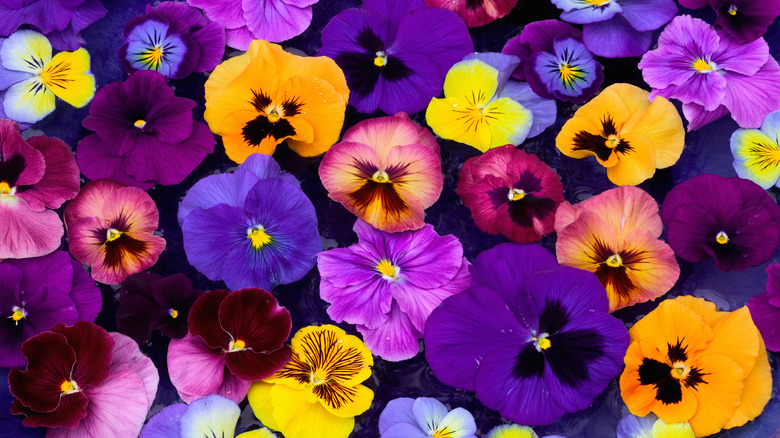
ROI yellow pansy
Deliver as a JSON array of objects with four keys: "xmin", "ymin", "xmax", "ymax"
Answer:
[{"xmin": 731, "ymin": 110, "xmax": 780, "ymax": 189}]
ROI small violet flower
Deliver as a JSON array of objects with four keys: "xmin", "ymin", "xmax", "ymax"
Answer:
[
  {"xmin": 502, "ymin": 20, "xmax": 604, "ymax": 104},
  {"xmin": 661, "ymin": 174, "xmax": 780, "ymax": 271},
  {"xmin": 458, "ymin": 145, "xmax": 564, "ymax": 243},
  {"xmin": 117, "ymin": 273, "xmax": 204, "ymax": 346},
  {"xmin": 77, "ymin": 70, "xmax": 215, "ymax": 189},
  {"xmin": 168, "ymin": 288, "xmax": 292, "ymax": 404},
  {"xmin": 730, "ymin": 110, "xmax": 780, "ymax": 188},
  {"xmin": 550, "ymin": 0, "xmax": 677, "ymax": 58},
  {"xmin": 424, "ymin": 0, "xmax": 518, "ymax": 27},
  {"xmin": 426, "ymin": 52, "xmax": 556, "ymax": 152},
  {"xmin": 0, "ymin": 0, "xmax": 106, "ymax": 51},
  {"xmin": 178, "ymin": 153, "xmax": 320, "ymax": 290},
  {"xmin": 0, "ymin": 119, "xmax": 80, "ymax": 259},
  {"xmin": 319, "ymin": 0, "xmax": 473, "ymax": 115},
  {"xmin": 120, "ymin": 2, "xmax": 225, "ymax": 79},
  {"xmin": 616, "ymin": 413, "xmax": 694, "ymax": 438},
  {"xmin": 378, "ymin": 397, "xmax": 477, "ymax": 438},
  {"xmin": 64, "ymin": 179, "xmax": 167, "ymax": 285},
  {"xmin": 747, "ymin": 264, "xmax": 780, "ymax": 352},
  {"xmin": 639, "ymin": 15, "xmax": 780, "ymax": 130},
  {"xmin": 678, "ymin": 0, "xmax": 780, "ymax": 43},
  {"xmin": 486, "ymin": 424, "xmax": 565, "ymax": 438},
  {"xmin": 318, "ymin": 220, "xmax": 470, "ymax": 361}
]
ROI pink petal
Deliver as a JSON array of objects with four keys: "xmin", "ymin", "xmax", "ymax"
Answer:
[
  {"xmin": 0, "ymin": 119, "xmax": 45, "ymax": 187},
  {"xmin": 18, "ymin": 135, "xmax": 79, "ymax": 211},
  {"xmin": 0, "ymin": 199, "xmax": 63, "ymax": 259},
  {"xmin": 168, "ymin": 333, "xmax": 227, "ymax": 401},
  {"xmin": 63, "ymin": 179, "xmax": 125, "ymax": 225},
  {"xmin": 341, "ymin": 112, "xmax": 440, "ymax": 164},
  {"xmin": 109, "ymin": 332, "xmax": 159, "ymax": 408}
]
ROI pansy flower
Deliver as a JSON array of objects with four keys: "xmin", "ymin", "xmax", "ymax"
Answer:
[
  {"xmin": 141, "ymin": 394, "xmax": 276, "ymax": 438},
  {"xmin": 247, "ymin": 325, "xmax": 374, "ymax": 438},
  {"xmin": 661, "ymin": 174, "xmax": 780, "ymax": 271},
  {"xmin": 117, "ymin": 273, "xmax": 204, "ymax": 346},
  {"xmin": 616, "ymin": 413, "xmax": 694, "ymax": 438},
  {"xmin": 186, "ymin": 0, "xmax": 319, "ymax": 50},
  {"xmin": 77, "ymin": 70, "xmax": 215, "ymax": 189},
  {"xmin": 556, "ymin": 83, "xmax": 685, "ymax": 186},
  {"xmin": 0, "ymin": 251, "xmax": 101, "ymax": 368},
  {"xmin": 168, "ymin": 288, "xmax": 292, "ymax": 404},
  {"xmin": 319, "ymin": 0, "xmax": 473, "ymax": 115},
  {"xmin": 319, "ymin": 113, "xmax": 443, "ymax": 232},
  {"xmin": 318, "ymin": 220, "xmax": 470, "ymax": 361},
  {"xmin": 458, "ymin": 145, "xmax": 564, "ymax": 243},
  {"xmin": 424, "ymin": 244, "xmax": 629, "ymax": 426},
  {"xmin": 378, "ymin": 397, "xmax": 477, "ymax": 438},
  {"xmin": 502, "ymin": 20, "xmax": 604, "ymax": 104},
  {"xmin": 639, "ymin": 15, "xmax": 780, "ymax": 130},
  {"xmin": 0, "ymin": 30, "xmax": 95, "ymax": 124},
  {"xmin": 179, "ymin": 154, "xmax": 320, "ymax": 290},
  {"xmin": 620, "ymin": 296, "xmax": 772, "ymax": 436},
  {"xmin": 424, "ymin": 0, "xmax": 518, "ymax": 27},
  {"xmin": 204, "ymin": 40, "xmax": 348, "ymax": 163},
  {"xmin": 730, "ymin": 109, "xmax": 780, "ymax": 188},
  {"xmin": 486, "ymin": 424, "xmax": 565, "ymax": 438},
  {"xmin": 427, "ymin": 53, "xmax": 557, "ymax": 152},
  {"xmin": 678, "ymin": 0, "xmax": 780, "ymax": 43},
  {"xmin": 120, "ymin": 2, "xmax": 225, "ymax": 79},
  {"xmin": 64, "ymin": 179, "xmax": 167, "ymax": 285},
  {"xmin": 9, "ymin": 321, "xmax": 159, "ymax": 437},
  {"xmin": 0, "ymin": 0, "xmax": 106, "ymax": 51},
  {"xmin": 550, "ymin": 0, "xmax": 677, "ymax": 58},
  {"xmin": 555, "ymin": 186, "xmax": 680, "ymax": 312},
  {"xmin": 747, "ymin": 264, "xmax": 780, "ymax": 352},
  {"xmin": 0, "ymin": 119, "xmax": 79, "ymax": 259}
]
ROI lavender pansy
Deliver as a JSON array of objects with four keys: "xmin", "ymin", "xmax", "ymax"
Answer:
[
  {"xmin": 318, "ymin": 0, "xmax": 473, "ymax": 115},
  {"xmin": 120, "ymin": 2, "xmax": 225, "ymax": 79},
  {"xmin": 317, "ymin": 220, "xmax": 470, "ymax": 361},
  {"xmin": 0, "ymin": 0, "xmax": 106, "ymax": 50},
  {"xmin": 424, "ymin": 243, "xmax": 629, "ymax": 425},
  {"xmin": 550, "ymin": 0, "xmax": 677, "ymax": 58},
  {"xmin": 378, "ymin": 397, "xmax": 477, "ymax": 438},
  {"xmin": 747, "ymin": 264, "xmax": 780, "ymax": 351}
]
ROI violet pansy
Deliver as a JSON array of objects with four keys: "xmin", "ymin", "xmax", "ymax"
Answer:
[{"xmin": 0, "ymin": 0, "xmax": 106, "ymax": 51}]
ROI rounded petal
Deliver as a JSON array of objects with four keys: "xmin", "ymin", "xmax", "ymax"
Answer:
[
  {"xmin": 168, "ymin": 333, "xmax": 226, "ymax": 401},
  {"xmin": 0, "ymin": 199, "xmax": 63, "ymax": 259},
  {"xmin": 180, "ymin": 395, "xmax": 240, "ymax": 438}
]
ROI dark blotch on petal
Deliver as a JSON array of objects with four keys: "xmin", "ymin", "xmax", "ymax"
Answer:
[
  {"xmin": 638, "ymin": 357, "xmax": 684, "ymax": 404},
  {"xmin": 334, "ymin": 27, "xmax": 412, "ymax": 98},
  {"xmin": 347, "ymin": 180, "xmax": 409, "ymax": 220},
  {"xmin": 513, "ymin": 343, "xmax": 546, "ymax": 379},
  {"xmin": 545, "ymin": 328, "xmax": 605, "ymax": 387},
  {"xmin": 105, "ymin": 234, "xmax": 149, "ymax": 270},
  {"xmin": 0, "ymin": 153, "xmax": 27, "ymax": 186},
  {"xmin": 667, "ymin": 339, "xmax": 688, "ymax": 363},
  {"xmin": 251, "ymin": 90, "xmax": 273, "ymax": 112},
  {"xmin": 242, "ymin": 114, "xmax": 296, "ymax": 145},
  {"xmin": 571, "ymin": 115, "xmax": 632, "ymax": 162},
  {"xmin": 538, "ymin": 299, "xmax": 570, "ymax": 335}
]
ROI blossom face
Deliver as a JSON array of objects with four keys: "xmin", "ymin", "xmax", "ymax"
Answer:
[
  {"xmin": 427, "ymin": 53, "xmax": 557, "ymax": 152},
  {"xmin": 248, "ymin": 325, "xmax": 374, "ymax": 438},
  {"xmin": 0, "ymin": 0, "xmax": 106, "ymax": 51},
  {"xmin": 0, "ymin": 30, "xmax": 95, "ymax": 124},
  {"xmin": 556, "ymin": 83, "xmax": 685, "ymax": 186},
  {"xmin": 64, "ymin": 179, "xmax": 167, "ymax": 284},
  {"xmin": 550, "ymin": 0, "xmax": 677, "ymax": 58},
  {"xmin": 179, "ymin": 154, "xmax": 320, "ymax": 290},
  {"xmin": 731, "ymin": 110, "xmax": 780, "ymax": 188},
  {"xmin": 616, "ymin": 413, "xmax": 694, "ymax": 438},
  {"xmin": 424, "ymin": 0, "xmax": 519, "ymax": 27},
  {"xmin": 620, "ymin": 296, "xmax": 772, "ymax": 436},
  {"xmin": 319, "ymin": 0, "xmax": 473, "ymax": 115},
  {"xmin": 120, "ymin": 2, "xmax": 225, "ymax": 79},
  {"xmin": 0, "ymin": 119, "xmax": 79, "ymax": 259},
  {"xmin": 204, "ymin": 40, "xmax": 348, "ymax": 162},
  {"xmin": 378, "ymin": 397, "xmax": 477, "ymax": 438},
  {"xmin": 639, "ymin": 15, "xmax": 780, "ymax": 130},
  {"xmin": 77, "ymin": 70, "xmax": 215, "ymax": 189},
  {"xmin": 186, "ymin": 0, "xmax": 319, "ymax": 50},
  {"xmin": 458, "ymin": 145, "xmax": 564, "ymax": 243},
  {"xmin": 555, "ymin": 186, "xmax": 680, "ymax": 312},
  {"xmin": 9, "ymin": 322, "xmax": 159, "ymax": 437},
  {"xmin": 168, "ymin": 288, "xmax": 292, "ymax": 404},
  {"xmin": 424, "ymin": 244, "xmax": 629, "ymax": 426},
  {"xmin": 318, "ymin": 220, "xmax": 470, "ymax": 361},
  {"xmin": 0, "ymin": 251, "xmax": 101, "ymax": 368},
  {"xmin": 711, "ymin": 0, "xmax": 780, "ymax": 43},
  {"xmin": 661, "ymin": 174, "xmax": 780, "ymax": 271},
  {"xmin": 319, "ymin": 113, "xmax": 443, "ymax": 232},
  {"xmin": 747, "ymin": 264, "xmax": 780, "ymax": 352}
]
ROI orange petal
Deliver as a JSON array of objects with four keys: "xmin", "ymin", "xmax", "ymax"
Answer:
[
  {"xmin": 707, "ymin": 307, "xmax": 759, "ymax": 376},
  {"xmin": 284, "ymin": 76, "xmax": 346, "ymax": 157},
  {"xmin": 620, "ymin": 340, "xmax": 668, "ymax": 417},
  {"xmin": 608, "ymin": 83, "xmax": 652, "ymax": 115},
  {"xmin": 622, "ymin": 94, "xmax": 684, "ymax": 169},
  {"xmin": 671, "ymin": 296, "xmax": 724, "ymax": 327},
  {"xmin": 605, "ymin": 132, "xmax": 657, "ymax": 186},
  {"xmin": 221, "ymin": 109, "xmax": 284, "ymax": 163},
  {"xmin": 687, "ymin": 352, "xmax": 744, "ymax": 437},
  {"xmin": 629, "ymin": 298, "xmax": 714, "ymax": 357},
  {"xmin": 724, "ymin": 337, "xmax": 772, "ymax": 429},
  {"xmin": 620, "ymin": 229, "xmax": 680, "ymax": 310}
]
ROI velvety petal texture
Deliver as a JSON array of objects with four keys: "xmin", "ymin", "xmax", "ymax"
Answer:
[
  {"xmin": 424, "ymin": 0, "xmax": 518, "ymax": 27},
  {"xmin": 0, "ymin": 0, "xmax": 106, "ymax": 51}
]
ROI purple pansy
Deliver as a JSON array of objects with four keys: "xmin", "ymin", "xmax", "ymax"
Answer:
[
  {"xmin": 661, "ymin": 174, "xmax": 780, "ymax": 271},
  {"xmin": 317, "ymin": 220, "xmax": 470, "ymax": 361},
  {"xmin": 186, "ymin": 0, "xmax": 318, "ymax": 50},
  {"xmin": 0, "ymin": 0, "xmax": 106, "ymax": 51},
  {"xmin": 502, "ymin": 20, "xmax": 603, "ymax": 104},
  {"xmin": 178, "ymin": 153, "xmax": 319, "ymax": 290},
  {"xmin": 116, "ymin": 273, "xmax": 204, "ymax": 346},
  {"xmin": 550, "ymin": 0, "xmax": 677, "ymax": 58},
  {"xmin": 318, "ymin": 0, "xmax": 473, "ymax": 115},
  {"xmin": 424, "ymin": 243, "xmax": 629, "ymax": 426},
  {"xmin": 679, "ymin": 0, "xmax": 780, "ymax": 43},
  {"xmin": 76, "ymin": 70, "xmax": 215, "ymax": 189},
  {"xmin": 378, "ymin": 397, "xmax": 477, "ymax": 438},
  {"xmin": 0, "ymin": 251, "xmax": 101, "ymax": 368},
  {"xmin": 747, "ymin": 264, "xmax": 780, "ymax": 352},
  {"xmin": 639, "ymin": 15, "xmax": 780, "ymax": 130},
  {"xmin": 119, "ymin": 2, "xmax": 225, "ymax": 79}
]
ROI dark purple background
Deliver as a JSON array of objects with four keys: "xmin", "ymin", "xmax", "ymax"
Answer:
[{"xmin": 2, "ymin": 0, "xmax": 779, "ymax": 437}]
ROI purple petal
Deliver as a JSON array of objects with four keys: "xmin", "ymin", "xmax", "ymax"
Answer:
[
  {"xmin": 582, "ymin": 16, "xmax": 654, "ymax": 58},
  {"xmin": 713, "ymin": 32, "xmax": 769, "ymax": 76},
  {"xmin": 177, "ymin": 170, "xmax": 260, "ymax": 224},
  {"xmin": 357, "ymin": 301, "xmax": 421, "ymax": 361},
  {"xmin": 191, "ymin": 22, "xmax": 226, "ymax": 72},
  {"xmin": 75, "ymin": 134, "xmax": 155, "ymax": 190},
  {"xmin": 469, "ymin": 243, "xmax": 559, "ymax": 303},
  {"xmin": 747, "ymin": 292, "xmax": 780, "ymax": 351},
  {"xmin": 140, "ymin": 403, "xmax": 188, "ymax": 438},
  {"xmin": 181, "ymin": 203, "xmax": 249, "ymax": 282},
  {"xmin": 619, "ymin": 0, "xmax": 677, "ymax": 32},
  {"xmin": 68, "ymin": 260, "xmax": 101, "ymax": 321},
  {"xmin": 766, "ymin": 264, "xmax": 780, "ymax": 305},
  {"xmin": 722, "ymin": 57, "xmax": 780, "ymax": 128},
  {"xmin": 319, "ymin": 271, "xmax": 392, "ymax": 328},
  {"xmin": 652, "ymin": 70, "xmax": 726, "ymax": 111},
  {"xmin": 498, "ymin": 81, "xmax": 558, "ymax": 137},
  {"xmin": 555, "ymin": 0, "xmax": 622, "ymax": 24},
  {"xmin": 186, "ymin": 0, "xmax": 245, "ymax": 29},
  {"xmin": 241, "ymin": 0, "xmax": 312, "ymax": 42},
  {"xmin": 379, "ymin": 397, "xmax": 417, "ymax": 434},
  {"xmin": 681, "ymin": 102, "xmax": 730, "ymax": 131}
]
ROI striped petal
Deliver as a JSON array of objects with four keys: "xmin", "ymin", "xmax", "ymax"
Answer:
[
  {"xmin": 730, "ymin": 128, "xmax": 780, "ymax": 189},
  {"xmin": 0, "ymin": 30, "xmax": 51, "ymax": 75},
  {"xmin": 3, "ymin": 75, "xmax": 55, "ymax": 123},
  {"xmin": 41, "ymin": 48, "xmax": 95, "ymax": 108}
]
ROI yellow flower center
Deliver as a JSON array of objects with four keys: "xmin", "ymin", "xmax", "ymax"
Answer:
[
  {"xmin": 10, "ymin": 306, "xmax": 26, "ymax": 325},
  {"xmin": 692, "ymin": 58, "xmax": 715, "ymax": 73},
  {"xmin": 371, "ymin": 170, "xmax": 390, "ymax": 183},
  {"xmin": 605, "ymin": 134, "xmax": 621, "ymax": 149},
  {"xmin": 585, "ymin": 0, "xmax": 611, "ymax": 5},
  {"xmin": 606, "ymin": 253, "xmax": 623, "ymax": 267},
  {"xmin": 134, "ymin": 119, "xmax": 147, "ymax": 129},
  {"xmin": 671, "ymin": 362, "xmax": 691, "ymax": 380},
  {"xmin": 144, "ymin": 47, "xmax": 165, "ymax": 69},
  {"xmin": 106, "ymin": 228, "xmax": 122, "ymax": 242},
  {"xmin": 508, "ymin": 188, "xmax": 526, "ymax": 201},
  {"xmin": 374, "ymin": 51, "xmax": 388, "ymax": 67},
  {"xmin": 559, "ymin": 63, "xmax": 581, "ymax": 86},
  {"xmin": 229, "ymin": 339, "xmax": 246, "ymax": 352},
  {"xmin": 60, "ymin": 380, "xmax": 80, "ymax": 394},
  {"xmin": 716, "ymin": 231, "xmax": 729, "ymax": 245},
  {"xmin": 0, "ymin": 181, "xmax": 13, "ymax": 196},
  {"xmin": 532, "ymin": 333, "xmax": 551, "ymax": 351},
  {"xmin": 247, "ymin": 225, "xmax": 272, "ymax": 249},
  {"xmin": 310, "ymin": 369, "xmax": 329, "ymax": 385},
  {"xmin": 267, "ymin": 106, "xmax": 282, "ymax": 123},
  {"xmin": 169, "ymin": 309, "xmax": 179, "ymax": 319},
  {"xmin": 377, "ymin": 259, "xmax": 399, "ymax": 280},
  {"xmin": 433, "ymin": 430, "xmax": 453, "ymax": 438},
  {"xmin": 728, "ymin": 5, "xmax": 737, "ymax": 15}
]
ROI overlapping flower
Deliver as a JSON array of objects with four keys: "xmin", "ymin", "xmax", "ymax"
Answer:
[
  {"xmin": 747, "ymin": 264, "xmax": 780, "ymax": 352},
  {"xmin": 0, "ymin": 0, "xmax": 106, "ymax": 50},
  {"xmin": 379, "ymin": 397, "xmax": 477, "ymax": 438}
]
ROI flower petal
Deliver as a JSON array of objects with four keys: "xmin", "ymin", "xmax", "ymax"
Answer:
[
  {"xmin": 168, "ymin": 333, "xmax": 226, "ymax": 401},
  {"xmin": 179, "ymin": 395, "xmax": 240, "ymax": 438}
]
